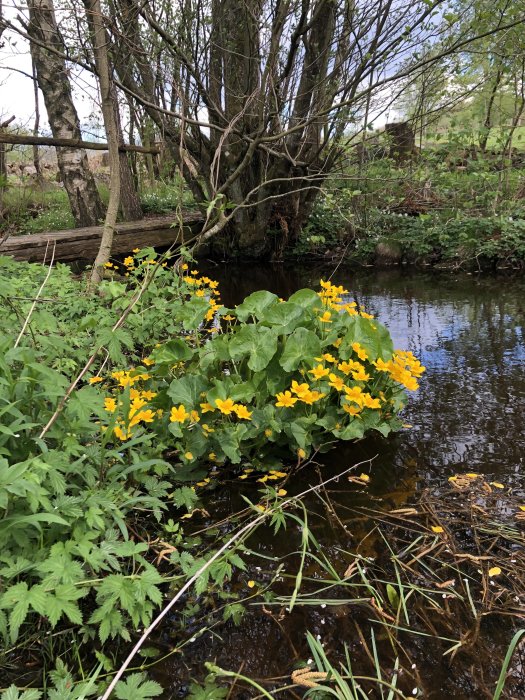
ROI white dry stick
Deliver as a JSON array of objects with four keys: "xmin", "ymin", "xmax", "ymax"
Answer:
[
  {"xmin": 14, "ymin": 242, "xmax": 56, "ymax": 348},
  {"xmin": 100, "ymin": 456, "xmax": 375, "ymax": 699}
]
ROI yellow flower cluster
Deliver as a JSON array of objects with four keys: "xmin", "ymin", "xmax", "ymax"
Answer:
[
  {"xmin": 111, "ymin": 370, "xmax": 151, "ymax": 387},
  {"xmin": 181, "ymin": 268, "xmax": 222, "ymax": 322},
  {"xmin": 275, "ymin": 380, "xmax": 326, "ymax": 407},
  {"xmin": 104, "ymin": 386, "xmax": 158, "ymax": 441},
  {"xmin": 169, "ymin": 398, "xmax": 252, "ymax": 424},
  {"xmin": 317, "ymin": 279, "xmax": 373, "ymax": 318},
  {"xmin": 373, "ymin": 349, "xmax": 425, "ymax": 391}
]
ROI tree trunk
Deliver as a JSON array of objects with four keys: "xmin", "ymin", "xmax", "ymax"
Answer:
[
  {"xmin": 31, "ymin": 58, "xmax": 43, "ymax": 184},
  {"xmin": 479, "ymin": 67, "xmax": 503, "ymax": 153},
  {"xmin": 84, "ymin": 0, "xmax": 121, "ymax": 285},
  {"xmin": 27, "ymin": 0, "xmax": 105, "ymax": 227}
]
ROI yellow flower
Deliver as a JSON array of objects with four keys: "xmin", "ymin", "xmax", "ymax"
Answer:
[
  {"xmin": 190, "ymin": 270, "xmax": 199, "ymax": 276},
  {"xmin": 234, "ymin": 404, "xmax": 253, "ymax": 420},
  {"xmin": 360, "ymin": 311, "xmax": 374, "ymax": 319},
  {"xmin": 190, "ymin": 410, "xmax": 201, "ymax": 423},
  {"xmin": 352, "ymin": 342, "xmax": 368, "ymax": 361},
  {"xmin": 361, "ymin": 394, "xmax": 381, "ymax": 409},
  {"xmin": 129, "ymin": 409, "xmax": 155, "ymax": 428},
  {"xmin": 323, "ymin": 353, "xmax": 336, "ymax": 363},
  {"xmin": 333, "ymin": 338, "xmax": 342, "ymax": 348},
  {"xmin": 103, "ymin": 262, "xmax": 114, "ymax": 268},
  {"xmin": 132, "ymin": 248, "xmax": 140, "ymax": 253},
  {"xmin": 343, "ymin": 404, "xmax": 361, "ymax": 416},
  {"xmin": 142, "ymin": 357, "xmax": 154, "ymax": 366},
  {"xmin": 431, "ymin": 526, "xmax": 444, "ymax": 534},
  {"xmin": 373, "ymin": 358, "xmax": 391, "ymax": 372},
  {"xmin": 351, "ymin": 368, "xmax": 371, "ymax": 382},
  {"xmin": 358, "ymin": 473, "xmax": 370, "ymax": 482},
  {"xmin": 215, "ymin": 398, "xmax": 236, "ymax": 415},
  {"xmin": 337, "ymin": 360, "xmax": 361, "ymax": 375},
  {"xmin": 222, "ymin": 314, "xmax": 235, "ymax": 321},
  {"xmin": 269, "ymin": 470, "xmax": 287, "ymax": 477},
  {"xmin": 195, "ymin": 289, "xmax": 205, "ymax": 297},
  {"xmin": 297, "ymin": 448, "xmax": 306, "ymax": 460},
  {"xmin": 170, "ymin": 405, "xmax": 189, "ymax": 423},
  {"xmin": 123, "ymin": 256, "xmax": 134, "ymax": 267},
  {"xmin": 343, "ymin": 385, "xmax": 364, "ymax": 405},
  {"xmin": 300, "ymin": 390, "xmax": 325, "ymax": 405},
  {"xmin": 318, "ymin": 311, "xmax": 332, "ymax": 323},
  {"xmin": 277, "ymin": 489, "xmax": 287, "ymax": 496},
  {"xmin": 181, "ymin": 263, "xmax": 189, "ymax": 270},
  {"xmin": 104, "ymin": 397, "xmax": 117, "ymax": 413},
  {"xmin": 247, "ymin": 580, "xmax": 256, "ymax": 589},
  {"xmin": 291, "ymin": 380, "xmax": 310, "ymax": 398},
  {"xmin": 141, "ymin": 390, "xmax": 157, "ymax": 401},
  {"xmin": 308, "ymin": 364, "xmax": 330, "ymax": 380},
  {"xmin": 488, "ymin": 566, "xmax": 501, "ymax": 577},
  {"xmin": 265, "ymin": 428, "xmax": 273, "ymax": 437},
  {"xmin": 184, "ymin": 452, "xmax": 194, "ymax": 460},
  {"xmin": 202, "ymin": 423, "xmax": 215, "ymax": 433},
  {"xmin": 89, "ymin": 376, "xmax": 103, "ymax": 384},
  {"xmin": 275, "ymin": 391, "xmax": 298, "ymax": 408},
  {"xmin": 208, "ymin": 452, "xmax": 217, "ymax": 461},
  {"xmin": 200, "ymin": 402, "xmax": 215, "ymax": 413},
  {"xmin": 114, "ymin": 425, "xmax": 131, "ymax": 441},
  {"xmin": 328, "ymin": 373, "xmax": 345, "ymax": 391}
]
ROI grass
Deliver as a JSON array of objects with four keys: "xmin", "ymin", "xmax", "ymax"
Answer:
[{"xmin": 0, "ymin": 178, "xmax": 195, "ymax": 236}]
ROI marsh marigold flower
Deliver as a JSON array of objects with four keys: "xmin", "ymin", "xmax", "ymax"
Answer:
[
  {"xmin": 275, "ymin": 391, "xmax": 298, "ymax": 408},
  {"xmin": 291, "ymin": 380, "xmax": 310, "ymax": 398},
  {"xmin": 309, "ymin": 364, "xmax": 330, "ymax": 380},
  {"xmin": 352, "ymin": 342, "xmax": 368, "ymax": 361},
  {"xmin": 328, "ymin": 373, "xmax": 345, "ymax": 391},
  {"xmin": 234, "ymin": 404, "xmax": 253, "ymax": 420},
  {"xmin": 215, "ymin": 398, "xmax": 236, "ymax": 415},
  {"xmin": 170, "ymin": 405, "xmax": 189, "ymax": 423}
]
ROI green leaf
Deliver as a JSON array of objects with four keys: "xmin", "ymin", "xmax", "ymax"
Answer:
[
  {"xmin": 114, "ymin": 673, "xmax": 163, "ymax": 700},
  {"xmin": 179, "ymin": 297, "xmax": 210, "ymax": 330},
  {"xmin": 260, "ymin": 302, "xmax": 303, "ymax": 332},
  {"xmin": 342, "ymin": 316, "xmax": 394, "ymax": 361},
  {"xmin": 279, "ymin": 327, "xmax": 322, "ymax": 372},
  {"xmin": 235, "ymin": 290, "xmax": 278, "ymax": 321},
  {"xmin": 287, "ymin": 288, "xmax": 322, "ymax": 311},
  {"xmin": 335, "ymin": 421, "xmax": 365, "ymax": 441},
  {"xmin": 168, "ymin": 375, "xmax": 208, "ymax": 409},
  {"xmin": 229, "ymin": 325, "xmax": 278, "ymax": 372},
  {"xmin": 0, "ymin": 687, "xmax": 42, "ymax": 700},
  {"xmin": 153, "ymin": 339, "xmax": 194, "ymax": 363},
  {"xmin": 386, "ymin": 583, "xmax": 400, "ymax": 610}
]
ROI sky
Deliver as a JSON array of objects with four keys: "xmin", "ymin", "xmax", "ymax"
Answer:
[{"xmin": 0, "ymin": 3, "xmax": 101, "ymax": 136}]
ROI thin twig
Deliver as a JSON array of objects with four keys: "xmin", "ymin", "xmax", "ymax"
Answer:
[{"xmin": 14, "ymin": 243, "xmax": 55, "ymax": 348}]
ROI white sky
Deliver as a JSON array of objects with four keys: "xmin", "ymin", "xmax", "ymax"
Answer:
[{"xmin": 0, "ymin": 3, "xmax": 102, "ymax": 136}]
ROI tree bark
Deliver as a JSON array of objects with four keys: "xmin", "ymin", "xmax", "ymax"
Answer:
[
  {"xmin": 27, "ymin": 0, "xmax": 105, "ymax": 227},
  {"xmin": 84, "ymin": 0, "xmax": 121, "ymax": 285}
]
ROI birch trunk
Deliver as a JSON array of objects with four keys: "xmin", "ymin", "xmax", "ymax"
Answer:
[
  {"xmin": 27, "ymin": 0, "xmax": 105, "ymax": 227},
  {"xmin": 84, "ymin": 0, "xmax": 121, "ymax": 285}
]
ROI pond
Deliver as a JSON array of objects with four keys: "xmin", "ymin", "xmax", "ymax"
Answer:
[{"xmin": 152, "ymin": 265, "xmax": 525, "ymax": 698}]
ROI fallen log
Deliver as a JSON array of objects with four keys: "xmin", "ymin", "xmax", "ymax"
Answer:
[{"xmin": 0, "ymin": 213, "xmax": 204, "ymax": 263}]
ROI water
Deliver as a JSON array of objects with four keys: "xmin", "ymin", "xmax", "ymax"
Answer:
[{"xmin": 153, "ymin": 265, "xmax": 525, "ymax": 698}]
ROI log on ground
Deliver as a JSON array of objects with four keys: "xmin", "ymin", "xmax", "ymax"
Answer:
[{"xmin": 0, "ymin": 213, "xmax": 204, "ymax": 263}]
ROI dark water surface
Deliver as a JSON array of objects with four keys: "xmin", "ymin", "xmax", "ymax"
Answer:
[{"xmin": 155, "ymin": 265, "xmax": 525, "ymax": 698}]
